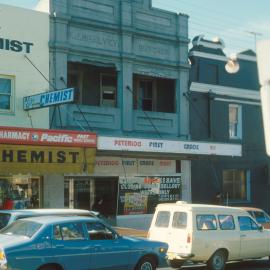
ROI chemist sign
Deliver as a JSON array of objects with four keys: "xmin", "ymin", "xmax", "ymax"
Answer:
[{"xmin": 23, "ymin": 88, "xmax": 75, "ymax": 110}]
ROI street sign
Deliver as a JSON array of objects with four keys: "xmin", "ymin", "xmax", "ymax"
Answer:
[{"xmin": 23, "ymin": 88, "xmax": 75, "ymax": 110}]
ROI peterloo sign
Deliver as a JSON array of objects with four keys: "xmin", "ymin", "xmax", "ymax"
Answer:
[{"xmin": 98, "ymin": 136, "xmax": 242, "ymax": 156}]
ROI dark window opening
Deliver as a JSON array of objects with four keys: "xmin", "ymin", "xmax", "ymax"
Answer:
[
  {"xmin": 67, "ymin": 62, "xmax": 117, "ymax": 107},
  {"xmin": 133, "ymin": 75, "xmax": 175, "ymax": 113}
]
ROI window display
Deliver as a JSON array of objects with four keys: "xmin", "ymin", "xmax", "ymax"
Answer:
[{"xmin": 0, "ymin": 176, "xmax": 41, "ymax": 209}]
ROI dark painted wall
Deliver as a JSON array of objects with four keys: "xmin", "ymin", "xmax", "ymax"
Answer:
[{"xmin": 189, "ymin": 38, "xmax": 270, "ymax": 213}]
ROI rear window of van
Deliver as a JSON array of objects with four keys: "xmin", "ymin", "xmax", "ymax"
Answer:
[
  {"xmin": 172, "ymin": 212, "xmax": 187, "ymax": 228},
  {"xmin": 155, "ymin": 211, "xmax": 170, "ymax": 227}
]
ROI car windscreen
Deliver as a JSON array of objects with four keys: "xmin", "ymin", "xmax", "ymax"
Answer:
[
  {"xmin": 0, "ymin": 213, "xmax": 11, "ymax": 229},
  {"xmin": 0, "ymin": 220, "xmax": 42, "ymax": 238}
]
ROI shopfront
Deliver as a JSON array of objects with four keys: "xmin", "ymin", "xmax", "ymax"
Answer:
[
  {"xmin": 0, "ymin": 126, "xmax": 97, "ymax": 210},
  {"xmin": 70, "ymin": 136, "xmax": 240, "ymax": 229}
]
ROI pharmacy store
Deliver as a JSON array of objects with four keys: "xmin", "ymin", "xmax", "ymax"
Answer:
[{"xmin": 0, "ymin": 126, "xmax": 96, "ymax": 210}]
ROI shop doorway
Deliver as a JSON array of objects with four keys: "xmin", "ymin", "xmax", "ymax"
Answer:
[{"xmin": 64, "ymin": 177, "xmax": 118, "ymax": 220}]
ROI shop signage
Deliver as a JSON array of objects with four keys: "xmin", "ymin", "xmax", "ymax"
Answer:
[
  {"xmin": 0, "ymin": 126, "xmax": 96, "ymax": 147},
  {"xmin": 98, "ymin": 136, "xmax": 242, "ymax": 156},
  {"xmin": 0, "ymin": 145, "xmax": 96, "ymax": 174},
  {"xmin": 23, "ymin": 88, "xmax": 75, "ymax": 110},
  {"xmin": 118, "ymin": 176, "xmax": 181, "ymax": 215},
  {"xmin": 0, "ymin": 37, "xmax": 34, "ymax": 53},
  {"xmin": 94, "ymin": 156, "xmax": 176, "ymax": 175}
]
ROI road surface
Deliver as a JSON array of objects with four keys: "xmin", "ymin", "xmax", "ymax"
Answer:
[{"xmin": 158, "ymin": 258, "xmax": 270, "ymax": 270}]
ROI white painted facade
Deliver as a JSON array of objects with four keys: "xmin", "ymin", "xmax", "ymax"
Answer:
[{"xmin": 0, "ymin": 4, "xmax": 49, "ymax": 128}]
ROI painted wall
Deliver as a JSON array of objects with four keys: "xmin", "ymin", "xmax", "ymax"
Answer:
[
  {"xmin": 0, "ymin": 4, "xmax": 49, "ymax": 128},
  {"xmin": 49, "ymin": 0, "xmax": 190, "ymax": 139},
  {"xmin": 189, "ymin": 36, "xmax": 270, "ymax": 212}
]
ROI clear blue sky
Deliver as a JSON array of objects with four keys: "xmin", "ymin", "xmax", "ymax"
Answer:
[{"xmin": 1, "ymin": 0, "xmax": 269, "ymax": 55}]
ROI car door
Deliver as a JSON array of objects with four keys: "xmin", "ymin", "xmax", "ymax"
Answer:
[
  {"xmin": 238, "ymin": 216, "xmax": 269, "ymax": 259},
  {"xmin": 51, "ymin": 222, "xmax": 90, "ymax": 270},
  {"xmin": 85, "ymin": 221, "xmax": 130, "ymax": 270}
]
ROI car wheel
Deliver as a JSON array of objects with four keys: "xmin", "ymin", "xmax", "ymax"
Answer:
[
  {"xmin": 135, "ymin": 256, "xmax": 156, "ymax": 270},
  {"xmin": 207, "ymin": 250, "xmax": 227, "ymax": 270},
  {"xmin": 167, "ymin": 259, "xmax": 184, "ymax": 268},
  {"xmin": 38, "ymin": 265, "xmax": 60, "ymax": 270}
]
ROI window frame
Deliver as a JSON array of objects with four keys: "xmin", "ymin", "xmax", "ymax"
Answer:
[
  {"xmin": 222, "ymin": 169, "xmax": 250, "ymax": 203},
  {"xmin": 100, "ymin": 73, "xmax": 117, "ymax": 108},
  {"xmin": 155, "ymin": 211, "xmax": 171, "ymax": 228},
  {"xmin": 229, "ymin": 103, "xmax": 242, "ymax": 140},
  {"xmin": 238, "ymin": 216, "xmax": 260, "ymax": 231},
  {"xmin": 0, "ymin": 75, "xmax": 14, "ymax": 113},
  {"xmin": 196, "ymin": 214, "xmax": 218, "ymax": 231},
  {"xmin": 218, "ymin": 214, "xmax": 235, "ymax": 230}
]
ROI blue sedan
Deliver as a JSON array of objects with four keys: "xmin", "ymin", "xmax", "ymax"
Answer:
[{"xmin": 0, "ymin": 216, "xmax": 168, "ymax": 270}]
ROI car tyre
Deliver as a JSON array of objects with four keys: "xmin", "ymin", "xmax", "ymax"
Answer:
[
  {"xmin": 135, "ymin": 256, "xmax": 156, "ymax": 270},
  {"xmin": 207, "ymin": 250, "xmax": 227, "ymax": 270},
  {"xmin": 38, "ymin": 265, "xmax": 60, "ymax": 270},
  {"xmin": 167, "ymin": 259, "xmax": 184, "ymax": 268}
]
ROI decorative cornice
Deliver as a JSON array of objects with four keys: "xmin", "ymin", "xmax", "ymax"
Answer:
[
  {"xmin": 192, "ymin": 35, "xmax": 225, "ymax": 50},
  {"xmin": 189, "ymin": 51, "xmax": 228, "ymax": 62},
  {"xmin": 190, "ymin": 82, "xmax": 260, "ymax": 101},
  {"xmin": 237, "ymin": 53, "xmax": 257, "ymax": 62},
  {"xmin": 214, "ymin": 97, "xmax": 261, "ymax": 106}
]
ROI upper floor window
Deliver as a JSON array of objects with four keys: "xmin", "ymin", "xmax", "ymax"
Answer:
[
  {"xmin": 0, "ymin": 75, "xmax": 14, "ymax": 112},
  {"xmin": 133, "ymin": 75, "xmax": 175, "ymax": 113},
  {"xmin": 229, "ymin": 104, "xmax": 242, "ymax": 139},
  {"xmin": 67, "ymin": 62, "xmax": 117, "ymax": 108},
  {"xmin": 223, "ymin": 169, "xmax": 250, "ymax": 202}
]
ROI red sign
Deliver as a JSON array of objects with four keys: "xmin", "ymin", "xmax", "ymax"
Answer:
[{"xmin": 0, "ymin": 126, "xmax": 96, "ymax": 147}]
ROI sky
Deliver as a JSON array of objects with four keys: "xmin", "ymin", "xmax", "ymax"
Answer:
[{"xmin": 0, "ymin": 0, "xmax": 270, "ymax": 56}]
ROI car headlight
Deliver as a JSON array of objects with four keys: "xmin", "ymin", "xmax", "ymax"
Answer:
[
  {"xmin": 159, "ymin": 247, "xmax": 168, "ymax": 254},
  {"xmin": 0, "ymin": 249, "xmax": 7, "ymax": 270}
]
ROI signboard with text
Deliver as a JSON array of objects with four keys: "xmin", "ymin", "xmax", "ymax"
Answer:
[
  {"xmin": 118, "ymin": 176, "xmax": 181, "ymax": 215},
  {"xmin": 98, "ymin": 136, "xmax": 242, "ymax": 156},
  {"xmin": 23, "ymin": 88, "xmax": 75, "ymax": 110},
  {"xmin": 0, "ymin": 126, "xmax": 96, "ymax": 147}
]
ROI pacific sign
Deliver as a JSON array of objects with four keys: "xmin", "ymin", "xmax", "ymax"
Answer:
[{"xmin": 23, "ymin": 88, "xmax": 75, "ymax": 110}]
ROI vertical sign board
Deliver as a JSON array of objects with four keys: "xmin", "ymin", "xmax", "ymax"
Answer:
[{"xmin": 118, "ymin": 176, "xmax": 181, "ymax": 215}]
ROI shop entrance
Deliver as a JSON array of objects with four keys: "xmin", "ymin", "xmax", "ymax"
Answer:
[{"xmin": 64, "ymin": 177, "xmax": 118, "ymax": 220}]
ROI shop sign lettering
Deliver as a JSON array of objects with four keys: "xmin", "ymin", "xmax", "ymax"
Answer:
[
  {"xmin": 0, "ymin": 145, "xmax": 96, "ymax": 174},
  {"xmin": 0, "ymin": 126, "xmax": 96, "ymax": 147},
  {"xmin": 0, "ymin": 37, "xmax": 33, "ymax": 53},
  {"xmin": 184, "ymin": 143, "xmax": 199, "ymax": 150},
  {"xmin": 1, "ymin": 149, "xmax": 79, "ymax": 163},
  {"xmin": 23, "ymin": 88, "xmax": 75, "ymax": 110}
]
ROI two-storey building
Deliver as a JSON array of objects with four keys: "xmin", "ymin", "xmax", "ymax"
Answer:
[
  {"xmin": 49, "ymin": 0, "xmax": 241, "ymax": 228},
  {"xmin": 189, "ymin": 35, "xmax": 270, "ymax": 212}
]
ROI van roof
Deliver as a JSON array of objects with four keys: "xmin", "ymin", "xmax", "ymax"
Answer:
[{"xmin": 156, "ymin": 202, "xmax": 246, "ymax": 214}]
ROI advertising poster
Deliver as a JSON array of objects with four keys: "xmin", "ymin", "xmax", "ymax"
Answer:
[{"xmin": 118, "ymin": 176, "xmax": 181, "ymax": 215}]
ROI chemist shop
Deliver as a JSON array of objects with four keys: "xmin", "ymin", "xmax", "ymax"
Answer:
[
  {"xmin": 0, "ymin": 126, "xmax": 96, "ymax": 210},
  {"xmin": 63, "ymin": 136, "xmax": 241, "ymax": 229}
]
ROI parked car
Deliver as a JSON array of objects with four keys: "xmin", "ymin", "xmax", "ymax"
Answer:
[
  {"xmin": 0, "ymin": 216, "xmax": 168, "ymax": 270},
  {"xmin": 0, "ymin": 208, "xmax": 148, "ymax": 238},
  {"xmin": 0, "ymin": 208, "xmax": 98, "ymax": 229},
  {"xmin": 241, "ymin": 207, "xmax": 270, "ymax": 229},
  {"xmin": 148, "ymin": 201, "xmax": 270, "ymax": 270}
]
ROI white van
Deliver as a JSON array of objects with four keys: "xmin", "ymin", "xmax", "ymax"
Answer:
[{"xmin": 148, "ymin": 201, "xmax": 270, "ymax": 270}]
